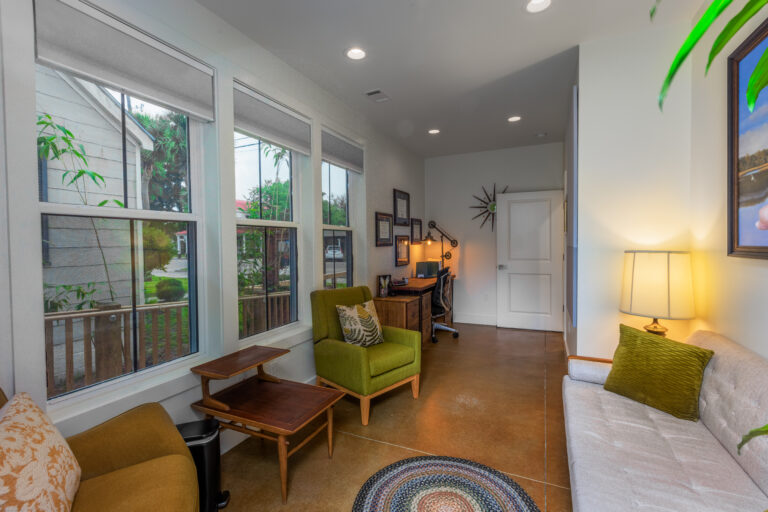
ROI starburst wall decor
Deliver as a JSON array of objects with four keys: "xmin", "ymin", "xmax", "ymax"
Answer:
[{"xmin": 470, "ymin": 184, "xmax": 509, "ymax": 231}]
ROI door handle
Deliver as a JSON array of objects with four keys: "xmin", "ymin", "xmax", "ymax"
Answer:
[{"xmin": 498, "ymin": 264, "xmax": 507, "ymax": 270}]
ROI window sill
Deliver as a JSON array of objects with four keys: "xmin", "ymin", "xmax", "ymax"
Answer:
[
  {"xmin": 47, "ymin": 352, "xmax": 210, "ymax": 430},
  {"xmin": 239, "ymin": 322, "xmax": 314, "ymax": 350}
]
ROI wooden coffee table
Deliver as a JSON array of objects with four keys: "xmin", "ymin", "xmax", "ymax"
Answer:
[{"xmin": 191, "ymin": 345, "xmax": 344, "ymax": 503}]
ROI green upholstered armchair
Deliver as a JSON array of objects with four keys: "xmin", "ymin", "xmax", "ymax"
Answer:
[{"xmin": 310, "ymin": 286, "xmax": 421, "ymax": 425}]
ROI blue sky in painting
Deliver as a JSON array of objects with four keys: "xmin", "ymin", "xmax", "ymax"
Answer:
[{"xmin": 739, "ymin": 38, "xmax": 768, "ymax": 157}]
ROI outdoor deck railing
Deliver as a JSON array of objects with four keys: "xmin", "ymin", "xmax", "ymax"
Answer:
[
  {"xmin": 238, "ymin": 291, "xmax": 293, "ymax": 338},
  {"xmin": 45, "ymin": 292, "xmax": 295, "ymax": 398}
]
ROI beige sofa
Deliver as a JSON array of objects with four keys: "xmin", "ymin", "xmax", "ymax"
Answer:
[{"xmin": 563, "ymin": 331, "xmax": 768, "ymax": 512}]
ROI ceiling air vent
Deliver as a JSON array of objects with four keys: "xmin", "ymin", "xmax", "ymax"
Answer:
[{"xmin": 365, "ymin": 89, "xmax": 391, "ymax": 103}]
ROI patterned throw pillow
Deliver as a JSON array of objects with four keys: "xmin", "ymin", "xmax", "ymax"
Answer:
[
  {"xmin": 336, "ymin": 300, "xmax": 385, "ymax": 347},
  {"xmin": 0, "ymin": 393, "xmax": 81, "ymax": 512}
]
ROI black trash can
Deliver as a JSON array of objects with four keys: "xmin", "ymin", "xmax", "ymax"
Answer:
[{"xmin": 177, "ymin": 419, "xmax": 230, "ymax": 511}]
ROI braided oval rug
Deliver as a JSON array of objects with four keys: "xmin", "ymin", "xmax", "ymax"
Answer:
[{"xmin": 352, "ymin": 456, "xmax": 541, "ymax": 512}]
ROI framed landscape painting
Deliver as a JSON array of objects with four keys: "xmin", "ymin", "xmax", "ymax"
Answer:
[{"xmin": 729, "ymin": 19, "xmax": 768, "ymax": 258}]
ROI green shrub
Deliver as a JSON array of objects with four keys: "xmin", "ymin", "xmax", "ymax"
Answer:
[{"xmin": 156, "ymin": 278, "xmax": 185, "ymax": 302}]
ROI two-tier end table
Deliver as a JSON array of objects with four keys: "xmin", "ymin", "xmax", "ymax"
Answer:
[{"xmin": 190, "ymin": 345, "xmax": 344, "ymax": 503}]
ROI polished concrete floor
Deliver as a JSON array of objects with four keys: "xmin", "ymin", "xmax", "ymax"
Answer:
[{"xmin": 220, "ymin": 324, "xmax": 572, "ymax": 511}]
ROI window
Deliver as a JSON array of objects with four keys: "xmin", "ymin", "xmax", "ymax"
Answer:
[
  {"xmin": 37, "ymin": 65, "xmax": 200, "ymax": 398},
  {"xmin": 235, "ymin": 134, "xmax": 299, "ymax": 338},
  {"xmin": 233, "ymin": 82, "xmax": 309, "ymax": 339},
  {"xmin": 322, "ymin": 161, "xmax": 353, "ymax": 288}
]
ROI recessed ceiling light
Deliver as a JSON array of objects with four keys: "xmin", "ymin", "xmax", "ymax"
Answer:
[
  {"xmin": 508, "ymin": 116, "xmax": 522, "ymax": 123},
  {"xmin": 428, "ymin": 129, "xmax": 440, "ymax": 135},
  {"xmin": 346, "ymin": 47, "xmax": 366, "ymax": 60},
  {"xmin": 537, "ymin": 132, "xmax": 548, "ymax": 138},
  {"xmin": 526, "ymin": 0, "xmax": 551, "ymax": 13}
]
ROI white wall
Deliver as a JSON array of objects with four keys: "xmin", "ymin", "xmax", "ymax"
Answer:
[
  {"xmin": 0, "ymin": 0, "xmax": 424, "ymax": 442},
  {"xmin": 689, "ymin": 12, "xmax": 768, "ymax": 359},
  {"xmin": 425, "ymin": 143, "xmax": 564, "ymax": 325},
  {"xmin": 576, "ymin": 21, "xmax": 694, "ymax": 358}
]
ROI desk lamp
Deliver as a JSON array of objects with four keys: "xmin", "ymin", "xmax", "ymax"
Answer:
[
  {"xmin": 619, "ymin": 250, "xmax": 694, "ymax": 336},
  {"xmin": 427, "ymin": 221, "xmax": 458, "ymax": 267}
]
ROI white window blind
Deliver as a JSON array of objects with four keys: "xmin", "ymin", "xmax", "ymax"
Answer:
[
  {"xmin": 34, "ymin": 0, "xmax": 215, "ymax": 121},
  {"xmin": 321, "ymin": 130, "xmax": 363, "ymax": 174},
  {"xmin": 233, "ymin": 81, "xmax": 311, "ymax": 156}
]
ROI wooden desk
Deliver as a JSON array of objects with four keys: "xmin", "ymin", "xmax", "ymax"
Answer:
[
  {"xmin": 373, "ymin": 296, "xmax": 425, "ymax": 342},
  {"xmin": 389, "ymin": 276, "xmax": 456, "ymax": 337},
  {"xmin": 191, "ymin": 346, "xmax": 344, "ymax": 504}
]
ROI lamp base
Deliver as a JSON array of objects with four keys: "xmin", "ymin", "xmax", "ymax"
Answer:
[{"xmin": 644, "ymin": 318, "xmax": 668, "ymax": 337}]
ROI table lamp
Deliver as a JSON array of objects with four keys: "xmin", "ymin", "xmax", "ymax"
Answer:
[{"xmin": 619, "ymin": 250, "xmax": 694, "ymax": 336}]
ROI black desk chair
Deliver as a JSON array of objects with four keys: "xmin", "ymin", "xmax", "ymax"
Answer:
[{"xmin": 431, "ymin": 267, "xmax": 459, "ymax": 343}]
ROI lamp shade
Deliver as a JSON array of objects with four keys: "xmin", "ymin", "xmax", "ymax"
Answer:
[{"xmin": 619, "ymin": 250, "xmax": 694, "ymax": 320}]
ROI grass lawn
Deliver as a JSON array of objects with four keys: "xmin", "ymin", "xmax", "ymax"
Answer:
[{"xmin": 144, "ymin": 275, "xmax": 189, "ymax": 300}]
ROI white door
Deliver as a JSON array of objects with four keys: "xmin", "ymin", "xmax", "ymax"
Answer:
[{"xmin": 496, "ymin": 190, "xmax": 564, "ymax": 331}]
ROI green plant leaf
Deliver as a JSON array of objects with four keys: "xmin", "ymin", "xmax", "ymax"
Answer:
[
  {"xmin": 738, "ymin": 423, "xmax": 768, "ymax": 454},
  {"xmin": 659, "ymin": 0, "xmax": 733, "ymax": 109},
  {"xmin": 97, "ymin": 200, "xmax": 109, "ymax": 207},
  {"xmin": 747, "ymin": 45, "xmax": 768, "ymax": 110},
  {"xmin": 708, "ymin": 0, "xmax": 768, "ymax": 73}
]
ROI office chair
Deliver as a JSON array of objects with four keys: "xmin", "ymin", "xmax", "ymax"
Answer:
[{"xmin": 431, "ymin": 267, "xmax": 459, "ymax": 343}]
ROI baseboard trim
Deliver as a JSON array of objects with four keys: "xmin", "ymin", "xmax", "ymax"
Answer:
[{"xmin": 452, "ymin": 312, "xmax": 496, "ymax": 326}]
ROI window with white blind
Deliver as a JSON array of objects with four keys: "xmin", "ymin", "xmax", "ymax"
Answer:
[
  {"xmin": 234, "ymin": 81, "xmax": 307, "ymax": 338},
  {"xmin": 321, "ymin": 129, "xmax": 363, "ymax": 289},
  {"xmin": 34, "ymin": 0, "xmax": 213, "ymax": 398}
]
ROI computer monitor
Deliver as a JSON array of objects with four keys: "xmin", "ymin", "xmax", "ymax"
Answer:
[{"xmin": 416, "ymin": 261, "xmax": 440, "ymax": 278}]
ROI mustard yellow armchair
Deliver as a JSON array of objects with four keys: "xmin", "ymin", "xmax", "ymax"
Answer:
[
  {"xmin": 310, "ymin": 286, "xmax": 421, "ymax": 425},
  {"xmin": 0, "ymin": 389, "xmax": 198, "ymax": 512}
]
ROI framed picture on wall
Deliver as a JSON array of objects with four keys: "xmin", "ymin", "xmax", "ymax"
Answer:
[
  {"xmin": 410, "ymin": 218, "xmax": 422, "ymax": 244},
  {"xmin": 375, "ymin": 212, "xmax": 394, "ymax": 247},
  {"xmin": 395, "ymin": 235, "xmax": 410, "ymax": 266},
  {"xmin": 729, "ymin": 19, "xmax": 768, "ymax": 258},
  {"xmin": 393, "ymin": 189, "xmax": 410, "ymax": 226}
]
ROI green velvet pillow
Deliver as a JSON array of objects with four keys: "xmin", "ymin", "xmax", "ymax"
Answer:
[{"xmin": 604, "ymin": 325, "xmax": 714, "ymax": 421}]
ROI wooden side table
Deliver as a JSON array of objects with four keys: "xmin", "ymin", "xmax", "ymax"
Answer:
[{"xmin": 190, "ymin": 346, "xmax": 344, "ymax": 504}]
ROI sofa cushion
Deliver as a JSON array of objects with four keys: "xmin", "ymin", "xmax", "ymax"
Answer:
[
  {"xmin": 604, "ymin": 325, "xmax": 713, "ymax": 421},
  {"xmin": 0, "ymin": 393, "xmax": 81, "ymax": 512},
  {"xmin": 689, "ymin": 330, "xmax": 768, "ymax": 497},
  {"xmin": 563, "ymin": 376, "xmax": 768, "ymax": 512},
  {"xmin": 367, "ymin": 342, "xmax": 415, "ymax": 377},
  {"xmin": 72, "ymin": 454, "xmax": 197, "ymax": 512}
]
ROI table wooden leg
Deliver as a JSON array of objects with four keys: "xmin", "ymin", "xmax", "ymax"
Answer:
[
  {"xmin": 327, "ymin": 407, "xmax": 334, "ymax": 458},
  {"xmin": 278, "ymin": 435, "xmax": 289, "ymax": 504}
]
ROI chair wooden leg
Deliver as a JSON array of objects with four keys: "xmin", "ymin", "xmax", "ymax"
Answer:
[
  {"xmin": 411, "ymin": 374, "xmax": 420, "ymax": 399},
  {"xmin": 360, "ymin": 397, "xmax": 371, "ymax": 426},
  {"xmin": 278, "ymin": 435, "xmax": 289, "ymax": 504},
  {"xmin": 316, "ymin": 376, "xmax": 323, "ymax": 386}
]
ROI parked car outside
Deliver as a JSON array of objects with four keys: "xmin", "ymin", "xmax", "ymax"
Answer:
[{"xmin": 325, "ymin": 245, "xmax": 343, "ymax": 261}]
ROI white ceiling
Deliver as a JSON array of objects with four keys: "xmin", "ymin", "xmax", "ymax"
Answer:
[{"xmin": 196, "ymin": 0, "xmax": 701, "ymax": 157}]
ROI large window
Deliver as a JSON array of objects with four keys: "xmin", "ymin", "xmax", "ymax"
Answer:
[
  {"xmin": 322, "ymin": 161, "xmax": 353, "ymax": 288},
  {"xmin": 235, "ymin": 133, "xmax": 299, "ymax": 338},
  {"xmin": 37, "ymin": 65, "xmax": 200, "ymax": 398}
]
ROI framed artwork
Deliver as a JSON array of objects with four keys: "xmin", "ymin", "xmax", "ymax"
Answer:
[
  {"xmin": 729, "ymin": 19, "xmax": 768, "ymax": 258},
  {"xmin": 393, "ymin": 189, "xmax": 410, "ymax": 226},
  {"xmin": 410, "ymin": 218, "xmax": 422, "ymax": 244},
  {"xmin": 395, "ymin": 235, "xmax": 410, "ymax": 266},
  {"xmin": 375, "ymin": 212, "xmax": 393, "ymax": 247}
]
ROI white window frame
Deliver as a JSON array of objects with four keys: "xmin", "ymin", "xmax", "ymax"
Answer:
[
  {"xmin": 234, "ymin": 127, "xmax": 302, "ymax": 344},
  {"xmin": 37, "ymin": 105, "xmax": 208, "ymax": 404},
  {"xmin": 321, "ymin": 159, "xmax": 355, "ymax": 289}
]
